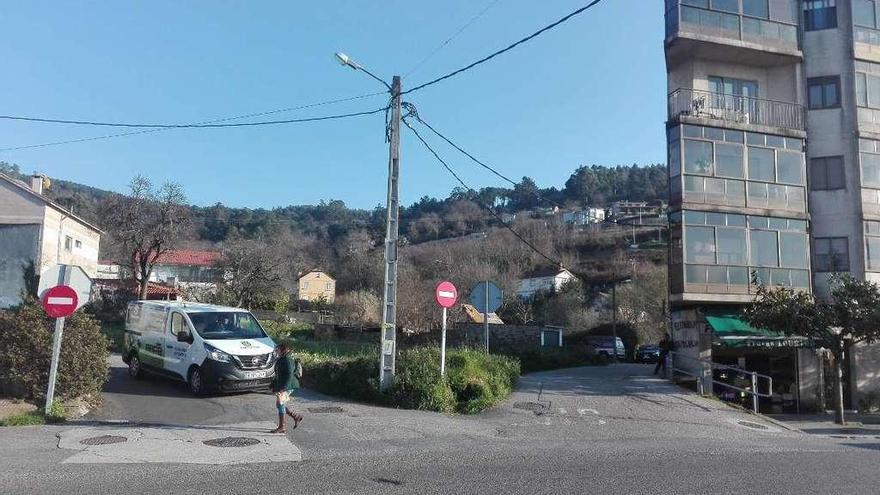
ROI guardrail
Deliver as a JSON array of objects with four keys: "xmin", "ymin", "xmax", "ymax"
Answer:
[
  {"xmin": 667, "ymin": 351, "xmax": 773, "ymax": 413},
  {"xmin": 668, "ymin": 88, "xmax": 806, "ymax": 132}
]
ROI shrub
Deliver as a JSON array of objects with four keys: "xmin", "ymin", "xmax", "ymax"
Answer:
[
  {"xmin": 297, "ymin": 352, "xmax": 382, "ymax": 403},
  {"xmin": 446, "ymin": 348, "xmax": 520, "ymax": 413},
  {"xmin": 0, "ymin": 298, "xmax": 109, "ymax": 403},
  {"xmin": 392, "ymin": 347, "xmax": 456, "ymax": 413},
  {"xmin": 263, "ymin": 321, "xmax": 314, "ymax": 341}
]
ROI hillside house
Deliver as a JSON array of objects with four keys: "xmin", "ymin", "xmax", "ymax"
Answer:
[
  {"xmin": 149, "ymin": 250, "xmax": 222, "ymax": 287},
  {"xmin": 516, "ymin": 267, "xmax": 576, "ymax": 299},
  {"xmin": 562, "ymin": 207, "xmax": 606, "ymax": 226},
  {"xmin": 297, "ymin": 270, "xmax": 336, "ymax": 303},
  {"xmin": 0, "ymin": 174, "xmax": 102, "ymax": 308}
]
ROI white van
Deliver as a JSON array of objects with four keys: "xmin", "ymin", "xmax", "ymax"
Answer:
[{"xmin": 122, "ymin": 301, "xmax": 277, "ymax": 395}]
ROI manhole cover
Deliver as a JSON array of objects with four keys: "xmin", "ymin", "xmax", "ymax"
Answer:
[
  {"xmin": 80, "ymin": 435, "xmax": 127, "ymax": 446},
  {"xmin": 513, "ymin": 402, "xmax": 546, "ymax": 413},
  {"xmin": 203, "ymin": 437, "xmax": 261, "ymax": 448},
  {"xmin": 308, "ymin": 406, "xmax": 345, "ymax": 413},
  {"xmin": 738, "ymin": 420, "xmax": 769, "ymax": 431}
]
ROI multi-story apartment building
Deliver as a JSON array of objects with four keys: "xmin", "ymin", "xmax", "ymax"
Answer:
[{"xmin": 663, "ymin": 0, "xmax": 880, "ymax": 412}]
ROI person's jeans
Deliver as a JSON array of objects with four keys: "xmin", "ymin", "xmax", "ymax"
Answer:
[{"xmin": 654, "ymin": 353, "xmax": 668, "ymax": 375}]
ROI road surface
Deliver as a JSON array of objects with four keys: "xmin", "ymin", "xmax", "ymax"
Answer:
[{"xmin": 2, "ymin": 356, "xmax": 880, "ymax": 494}]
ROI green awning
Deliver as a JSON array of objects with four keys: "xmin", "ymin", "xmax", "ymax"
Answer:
[{"xmin": 705, "ymin": 315, "xmax": 812, "ymax": 348}]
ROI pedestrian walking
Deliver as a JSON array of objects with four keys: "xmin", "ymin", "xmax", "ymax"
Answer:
[
  {"xmin": 654, "ymin": 332, "xmax": 671, "ymax": 375},
  {"xmin": 270, "ymin": 343, "xmax": 303, "ymax": 434}
]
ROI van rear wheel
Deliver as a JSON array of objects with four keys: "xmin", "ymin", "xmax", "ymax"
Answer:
[
  {"xmin": 188, "ymin": 367, "xmax": 206, "ymax": 396},
  {"xmin": 128, "ymin": 353, "xmax": 143, "ymax": 379}
]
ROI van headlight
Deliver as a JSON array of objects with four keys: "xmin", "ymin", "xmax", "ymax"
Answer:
[{"xmin": 204, "ymin": 343, "xmax": 232, "ymax": 363}]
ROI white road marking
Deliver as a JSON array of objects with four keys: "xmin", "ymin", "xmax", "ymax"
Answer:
[
  {"xmin": 47, "ymin": 297, "xmax": 74, "ymax": 305},
  {"xmin": 578, "ymin": 408, "xmax": 600, "ymax": 416}
]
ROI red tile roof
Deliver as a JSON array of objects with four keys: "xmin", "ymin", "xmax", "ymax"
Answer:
[{"xmin": 155, "ymin": 250, "xmax": 221, "ymax": 267}]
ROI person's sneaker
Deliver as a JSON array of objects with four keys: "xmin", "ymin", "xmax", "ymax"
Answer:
[{"xmin": 270, "ymin": 427, "xmax": 286, "ymax": 434}]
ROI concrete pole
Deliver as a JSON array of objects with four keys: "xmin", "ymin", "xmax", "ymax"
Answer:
[
  {"xmin": 611, "ymin": 282, "xmax": 618, "ymax": 363},
  {"xmin": 379, "ymin": 76, "xmax": 402, "ymax": 392}
]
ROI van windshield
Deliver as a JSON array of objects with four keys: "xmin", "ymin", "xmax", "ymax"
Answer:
[{"xmin": 187, "ymin": 311, "xmax": 267, "ymax": 340}]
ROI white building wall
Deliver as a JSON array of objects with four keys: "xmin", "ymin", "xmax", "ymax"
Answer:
[{"xmin": 38, "ymin": 206, "xmax": 100, "ymax": 278}]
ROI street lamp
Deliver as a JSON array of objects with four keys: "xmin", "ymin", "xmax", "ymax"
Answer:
[{"xmin": 335, "ymin": 51, "xmax": 400, "ymax": 392}]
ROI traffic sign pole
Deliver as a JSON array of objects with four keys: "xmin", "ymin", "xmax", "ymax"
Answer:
[
  {"xmin": 440, "ymin": 307, "xmax": 448, "ymax": 377},
  {"xmin": 44, "ymin": 317, "xmax": 65, "ymax": 415},
  {"xmin": 484, "ymin": 281, "xmax": 489, "ymax": 354}
]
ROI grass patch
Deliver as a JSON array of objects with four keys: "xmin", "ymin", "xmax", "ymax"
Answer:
[
  {"xmin": 100, "ymin": 321, "xmax": 126, "ymax": 353},
  {"xmin": 0, "ymin": 401, "xmax": 66, "ymax": 427}
]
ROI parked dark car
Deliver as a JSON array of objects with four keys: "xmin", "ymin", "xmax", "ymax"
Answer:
[{"xmin": 636, "ymin": 345, "xmax": 660, "ymax": 363}]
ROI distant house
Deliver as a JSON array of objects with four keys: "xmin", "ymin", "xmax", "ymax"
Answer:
[
  {"xmin": 516, "ymin": 267, "xmax": 576, "ymax": 299},
  {"xmin": 562, "ymin": 207, "xmax": 606, "ymax": 226},
  {"xmin": 297, "ymin": 270, "xmax": 336, "ymax": 303},
  {"xmin": 149, "ymin": 250, "xmax": 222, "ymax": 288},
  {"xmin": 0, "ymin": 174, "xmax": 102, "ymax": 308}
]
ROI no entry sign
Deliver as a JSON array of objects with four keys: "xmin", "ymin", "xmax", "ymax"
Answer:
[
  {"xmin": 435, "ymin": 281, "xmax": 458, "ymax": 308},
  {"xmin": 42, "ymin": 285, "xmax": 79, "ymax": 318}
]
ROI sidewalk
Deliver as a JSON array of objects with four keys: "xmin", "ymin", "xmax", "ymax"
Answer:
[{"xmin": 769, "ymin": 413, "xmax": 880, "ymax": 437}]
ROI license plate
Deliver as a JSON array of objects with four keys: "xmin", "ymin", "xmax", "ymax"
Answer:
[{"xmin": 242, "ymin": 370, "xmax": 267, "ymax": 379}]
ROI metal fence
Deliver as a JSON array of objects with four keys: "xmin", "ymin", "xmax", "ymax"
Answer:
[
  {"xmin": 667, "ymin": 351, "xmax": 773, "ymax": 413},
  {"xmin": 668, "ymin": 88, "xmax": 805, "ymax": 132}
]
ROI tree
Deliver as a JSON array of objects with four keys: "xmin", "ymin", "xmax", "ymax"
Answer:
[
  {"xmin": 101, "ymin": 176, "xmax": 190, "ymax": 300},
  {"xmin": 743, "ymin": 275, "xmax": 880, "ymax": 424},
  {"xmin": 215, "ymin": 238, "xmax": 287, "ymax": 309}
]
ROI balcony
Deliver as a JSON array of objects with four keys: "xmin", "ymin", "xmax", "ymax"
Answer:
[
  {"xmin": 668, "ymin": 88, "xmax": 806, "ymax": 134},
  {"xmin": 665, "ymin": 1, "xmax": 801, "ymax": 65}
]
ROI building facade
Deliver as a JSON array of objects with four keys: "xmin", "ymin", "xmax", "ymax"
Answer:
[
  {"xmin": 516, "ymin": 267, "xmax": 576, "ymax": 299},
  {"xmin": 0, "ymin": 174, "xmax": 101, "ymax": 308},
  {"xmin": 297, "ymin": 271, "xmax": 336, "ymax": 303},
  {"xmin": 665, "ymin": 0, "xmax": 880, "ymax": 412}
]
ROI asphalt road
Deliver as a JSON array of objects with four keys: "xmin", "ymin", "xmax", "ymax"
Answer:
[{"xmin": 3, "ymin": 356, "xmax": 880, "ymax": 494}]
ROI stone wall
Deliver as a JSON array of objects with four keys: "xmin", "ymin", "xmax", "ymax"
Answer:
[{"xmin": 448, "ymin": 323, "xmax": 563, "ymax": 352}]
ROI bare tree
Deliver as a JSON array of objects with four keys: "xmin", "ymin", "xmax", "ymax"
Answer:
[
  {"xmin": 215, "ymin": 238, "xmax": 287, "ymax": 309},
  {"xmin": 101, "ymin": 176, "xmax": 190, "ymax": 300}
]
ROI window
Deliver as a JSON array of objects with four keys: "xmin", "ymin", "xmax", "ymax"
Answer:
[
  {"xmin": 64, "ymin": 236, "xmax": 72, "ymax": 252},
  {"xmin": 810, "ymin": 156, "xmax": 845, "ymax": 190},
  {"xmin": 815, "ymin": 237, "xmax": 850, "ymax": 272},
  {"xmin": 807, "ymin": 77, "xmax": 840, "ymax": 109},
  {"xmin": 748, "ymin": 147, "xmax": 775, "ymax": 181},
  {"xmin": 856, "ymin": 71, "xmax": 880, "ymax": 109},
  {"xmin": 684, "ymin": 140, "xmax": 713, "ymax": 174},
  {"xmin": 750, "ymin": 230, "xmax": 779, "ymax": 267},
  {"xmin": 855, "ymin": 0, "xmax": 877, "ymax": 28},
  {"xmin": 780, "ymin": 232, "xmax": 809, "ymax": 268},
  {"xmin": 685, "ymin": 226, "xmax": 716, "ymax": 264},
  {"xmin": 711, "ymin": 0, "xmax": 738, "ymax": 13},
  {"xmin": 776, "ymin": 150, "xmax": 805, "ymax": 184},
  {"xmin": 325, "ymin": 282, "xmax": 332, "ymax": 291},
  {"xmin": 75, "ymin": 240, "xmax": 82, "ymax": 249},
  {"xmin": 669, "ymin": 140, "xmax": 681, "ymax": 177},
  {"xmin": 302, "ymin": 281, "xmax": 310, "ymax": 290},
  {"xmin": 804, "ymin": 1, "xmax": 837, "ymax": 31},
  {"xmin": 742, "ymin": 0, "xmax": 768, "ymax": 18},
  {"xmin": 170, "ymin": 313, "xmax": 187, "ymax": 337},
  {"xmin": 716, "ymin": 228, "xmax": 747, "ymax": 265},
  {"xmin": 869, "ymin": 222, "xmax": 880, "ymax": 272},
  {"xmin": 716, "ymin": 143, "xmax": 744, "ymax": 178},
  {"xmin": 863, "ymin": 152, "xmax": 880, "ymax": 188}
]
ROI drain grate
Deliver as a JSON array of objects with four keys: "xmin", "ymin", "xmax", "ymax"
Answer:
[
  {"xmin": 738, "ymin": 420, "xmax": 769, "ymax": 431},
  {"xmin": 513, "ymin": 402, "xmax": 546, "ymax": 413},
  {"xmin": 80, "ymin": 435, "xmax": 127, "ymax": 446},
  {"xmin": 203, "ymin": 437, "xmax": 261, "ymax": 448},
  {"xmin": 308, "ymin": 406, "xmax": 345, "ymax": 413}
]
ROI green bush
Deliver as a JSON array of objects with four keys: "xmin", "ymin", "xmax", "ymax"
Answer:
[
  {"xmin": 511, "ymin": 347, "xmax": 607, "ymax": 374},
  {"xmin": 392, "ymin": 347, "xmax": 456, "ymax": 413},
  {"xmin": 262, "ymin": 321, "xmax": 314, "ymax": 341},
  {"xmin": 446, "ymin": 348, "xmax": 520, "ymax": 413},
  {"xmin": 297, "ymin": 352, "xmax": 382, "ymax": 403},
  {"xmin": 0, "ymin": 298, "xmax": 109, "ymax": 403}
]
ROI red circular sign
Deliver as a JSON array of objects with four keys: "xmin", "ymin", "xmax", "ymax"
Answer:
[
  {"xmin": 41, "ymin": 285, "xmax": 79, "ymax": 318},
  {"xmin": 435, "ymin": 281, "xmax": 458, "ymax": 308}
]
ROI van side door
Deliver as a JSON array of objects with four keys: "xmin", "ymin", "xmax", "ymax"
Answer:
[
  {"xmin": 165, "ymin": 311, "xmax": 192, "ymax": 379},
  {"xmin": 140, "ymin": 307, "xmax": 168, "ymax": 371}
]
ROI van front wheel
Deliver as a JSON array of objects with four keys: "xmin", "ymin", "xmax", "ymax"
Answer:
[{"xmin": 188, "ymin": 367, "xmax": 206, "ymax": 396}]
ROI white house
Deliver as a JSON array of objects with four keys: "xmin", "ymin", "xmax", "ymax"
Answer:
[
  {"xmin": 0, "ymin": 174, "xmax": 101, "ymax": 308},
  {"xmin": 562, "ymin": 207, "xmax": 606, "ymax": 226},
  {"xmin": 516, "ymin": 267, "xmax": 576, "ymax": 299}
]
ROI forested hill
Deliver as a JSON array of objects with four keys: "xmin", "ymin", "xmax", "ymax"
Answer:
[{"xmin": 0, "ymin": 161, "xmax": 667, "ymax": 245}]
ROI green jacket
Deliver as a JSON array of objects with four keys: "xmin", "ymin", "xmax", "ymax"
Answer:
[{"xmin": 273, "ymin": 355, "xmax": 300, "ymax": 392}]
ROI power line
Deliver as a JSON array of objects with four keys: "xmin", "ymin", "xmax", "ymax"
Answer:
[
  {"xmin": 407, "ymin": 111, "xmax": 564, "ymax": 209},
  {"xmin": 403, "ymin": 0, "xmax": 503, "ymax": 79},
  {"xmin": 0, "ymin": 105, "xmax": 388, "ymax": 129},
  {"xmin": 0, "ymin": 91, "xmax": 387, "ymax": 152},
  {"xmin": 403, "ymin": 0, "xmax": 605, "ymax": 95},
  {"xmin": 402, "ymin": 116, "xmax": 563, "ymax": 268}
]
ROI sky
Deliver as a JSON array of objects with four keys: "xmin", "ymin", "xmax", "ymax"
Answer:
[{"xmin": 0, "ymin": 1, "xmax": 667, "ymax": 210}]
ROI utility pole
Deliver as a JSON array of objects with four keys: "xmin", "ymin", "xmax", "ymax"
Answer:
[
  {"xmin": 611, "ymin": 281, "xmax": 618, "ymax": 363},
  {"xmin": 379, "ymin": 75, "xmax": 402, "ymax": 392}
]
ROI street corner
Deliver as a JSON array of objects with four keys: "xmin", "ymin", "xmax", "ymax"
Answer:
[{"xmin": 56, "ymin": 421, "xmax": 302, "ymax": 465}]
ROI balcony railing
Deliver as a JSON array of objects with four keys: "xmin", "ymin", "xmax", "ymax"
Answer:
[{"xmin": 668, "ymin": 88, "xmax": 805, "ymax": 132}]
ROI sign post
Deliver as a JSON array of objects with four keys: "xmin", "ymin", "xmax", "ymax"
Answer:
[
  {"xmin": 38, "ymin": 264, "xmax": 91, "ymax": 416},
  {"xmin": 434, "ymin": 281, "xmax": 458, "ymax": 377},
  {"xmin": 469, "ymin": 281, "xmax": 503, "ymax": 354}
]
